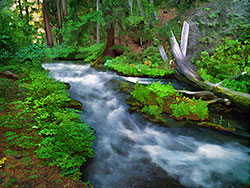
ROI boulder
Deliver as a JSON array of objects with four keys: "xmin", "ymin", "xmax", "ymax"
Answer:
[{"xmin": 64, "ymin": 82, "xmax": 71, "ymax": 90}]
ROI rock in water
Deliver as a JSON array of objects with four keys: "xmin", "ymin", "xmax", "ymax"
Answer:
[
  {"xmin": 66, "ymin": 99, "xmax": 82, "ymax": 110},
  {"xmin": 63, "ymin": 82, "xmax": 71, "ymax": 90}
]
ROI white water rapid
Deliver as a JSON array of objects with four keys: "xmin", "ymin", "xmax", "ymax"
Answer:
[{"xmin": 43, "ymin": 62, "xmax": 249, "ymax": 188}]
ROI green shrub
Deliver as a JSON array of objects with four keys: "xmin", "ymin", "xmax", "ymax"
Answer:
[
  {"xmin": 76, "ymin": 43, "xmax": 105, "ymax": 61},
  {"xmin": 105, "ymin": 55, "xmax": 173, "ymax": 77},
  {"xmin": 195, "ymin": 39, "xmax": 249, "ymax": 84},
  {"xmin": 170, "ymin": 97, "xmax": 208, "ymax": 119},
  {"xmin": 1, "ymin": 65, "xmax": 95, "ymax": 176}
]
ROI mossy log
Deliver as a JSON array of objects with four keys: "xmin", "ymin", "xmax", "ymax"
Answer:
[
  {"xmin": 171, "ymin": 30, "xmax": 250, "ymax": 112},
  {"xmin": 197, "ymin": 122, "xmax": 236, "ymax": 132}
]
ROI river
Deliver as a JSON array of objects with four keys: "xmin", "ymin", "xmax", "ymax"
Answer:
[{"xmin": 43, "ymin": 62, "xmax": 249, "ymax": 188}]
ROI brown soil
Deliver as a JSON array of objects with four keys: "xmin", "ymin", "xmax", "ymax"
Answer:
[
  {"xmin": 158, "ymin": 8, "xmax": 177, "ymax": 24},
  {"xmin": 115, "ymin": 8, "xmax": 178, "ymax": 60}
]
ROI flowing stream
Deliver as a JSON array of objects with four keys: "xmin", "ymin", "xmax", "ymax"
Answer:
[{"xmin": 43, "ymin": 62, "xmax": 249, "ymax": 188}]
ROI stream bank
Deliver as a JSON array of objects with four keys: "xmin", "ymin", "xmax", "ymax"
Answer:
[{"xmin": 43, "ymin": 61, "xmax": 250, "ymax": 188}]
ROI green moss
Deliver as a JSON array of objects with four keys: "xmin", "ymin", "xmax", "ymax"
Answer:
[
  {"xmin": 212, "ymin": 86, "xmax": 250, "ymax": 112},
  {"xmin": 66, "ymin": 99, "xmax": 82, "ymax": 110},
  {"xmin": 198, "ymin": 122, "xmax": 236, "ymax": 132}
]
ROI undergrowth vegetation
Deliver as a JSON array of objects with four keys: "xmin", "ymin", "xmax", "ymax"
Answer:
[
  {"xmin": 105, "ymin": 46, "xmax": 174, "ymax": 77},
  {"xmin": 0, "ymin": 60, "xmax": 95, "ymax": 179},
  {"xmin": 129, "ymin": 82, "xmax": 209, "ymax": 122},
  {"xmin": 194, "ymin": 38, "xmax": 250, "ymax": 93}
]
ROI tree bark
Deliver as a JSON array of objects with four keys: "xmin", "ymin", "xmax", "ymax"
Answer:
[
  {"xmin": 137, "ymin": 0, "xmax": 144, "ymax": 17},
  {"xmin": 57, "ymin": 0, "xmax": 63, "ymax": 44},
  {"xmin": 62, "ymin": 0, "xmax": 68, "ymax": 22},
  {"xmin": 24, "ymin": 0, "xmax": 29, "ymax": 17},
  {"xmin": 93, "ymin": 24, "xmax": 115, "ymax": 66},
  {"xmin": 42, "ymin": 0, "xmax": 54, "ymax": 47},
  {"xmin": 96, "ymin": 0, "xmax": 100, "ymax": 44},
  {"xmin": 90, "ymin": 28, "xmax": 95, "ymax": 44},
  {"xmin": 128, "ymin": 0, "xmax": 133, "ymax": 15},
  {"xmin": 18, "ymin": 0, "xmax": 23, "ymax": 17}
]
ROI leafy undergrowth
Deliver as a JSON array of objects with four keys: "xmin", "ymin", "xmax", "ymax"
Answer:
[
  {"xmin": 194, "ymin": 38, "xmax": 250, "ymax": 93},
  {"xmin": 126, "ymin": 82, "xmax": 237, "ymax": 132},
  {"xmin": 0, "ymin": 62, "xmax": 95, "ymax": 187},
  {"xmin": 128, "ymin": 82, "xmax": 209, "ymax": 122},
  {"xmin": 104, "ymin": 46, "xmax": 174, "ymax": 78}
]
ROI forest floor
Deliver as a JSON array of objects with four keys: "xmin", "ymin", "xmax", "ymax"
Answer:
[{"xmin": 0, "ymin": 76, "xmax": 88, "ymax": 188}]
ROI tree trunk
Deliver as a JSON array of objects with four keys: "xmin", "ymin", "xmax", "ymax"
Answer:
[
  {"xmin": 151, "ymin": 0, "xmax": 158, "ymax": 20},
  {"xmin": 57, "ymin": 0, "xmax": 63, "ymax": 44},
  {"xmin": 128, "ymin": 0, "xmax": 133, "ymax": 15},
  {"xmin": 18, "ymin": 0, "xmax": 23, "ymax": 17},
  {"xmin": 36, "ymin": 0, "xmax": 39, "ymax": 5},
  {"xmin": 24, "ymin": 0, "xmax": 29, "ymax": 17},
  {"xmin": 137, "ymin": 0, "xmax": 144, "ymax": 17},
  {"xmin": 42, "ymin": 0, "xmax": 54, "ymax": 47},
  {"xmin": 62, "ymin": 0, "xmax": 68, "ymax": 22},
  {"xmin": 96, "ymin": 0, "xmax": 100, "ymax": 44},
  {"xmin": 90, "ymin": 28, "xmax": 95, "ymax": 44},
  {"xmin": 151, "ymin": 0, "xmax": 169, "ymax": 62},
  {"xmin": 103, "ymin": 24, "xmax": 115, "ymax": 56},
  {"xmin": 171, "ymin": 30, "xmax": 250, "ymax": 112},
  {"xmin": 93, "ymin": 24, "xmax": 115, "ymax": 66}
]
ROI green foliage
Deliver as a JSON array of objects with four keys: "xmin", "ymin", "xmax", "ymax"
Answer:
[
  {"xmin": 131, "ymin": 82, "xmax": 152, "ymax": 104},
  {"xmin": 0, "ymin": 64, "xmax": 95, "ymax": 176},
  {"xmin": 4, "ymin": 177, "xmax": 18, "ymax": 187},
  {"xmin": 221, "ymin": 74, "xmax": 250, "ymax": 93},
  {"xmin": 105, "ymin": 58, "xmax": 172, "ymax": 77},
  {"xmin": 76, "ymin": 43, "xmax": 105, "ymax": 61},
  {"xmin": 170, "ymin": 98, "xmax": 208, "ymax": 119},
  {"xmin": 45, "ymin": 44, "xmax": 74, "ymax": 60},
  {"xmin": 195, "ymin": 39, "xmax": 249, "ymax": 85},
  {"xmin": 142, "ymin": 105, "xmax": 163, "ymax": 121},
  {"xmin": 165, "ymin": 16, "xmax": 182, "ymax": 41},
  {"xmin": 17, "ymin": 70, "xmax": 95, "ymax": 174},
  {"xmin": 130, "ymin": 82, "xmax": 209, "ymax": 121},
  {"xmin": 142, "ymin": 46, "xmax": 164, "ymax": 64},
  {"xmin": 104, "ymin": 48, "xmax": 174, "ymax": 77},
  {"xmin": 170, "ymin": 101, "xmax": 190, "ymax": 118},
  {"xmin": 0, "ymin": 1, "xmax": 36, "ymax": 64}
]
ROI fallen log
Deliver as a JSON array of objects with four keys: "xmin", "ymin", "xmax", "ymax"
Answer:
[
  {"xmin": 170, "ymin": 23, "xmax": 250, "ymax": 112},
  {"xmin": 176, "ymin": 90, "xmax": 216, "ymax": 100},
  {"xmin": 0, "ymin": 71, "xmax": 19, "ymax": 81}
]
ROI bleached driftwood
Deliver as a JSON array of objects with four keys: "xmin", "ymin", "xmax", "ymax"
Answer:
[
  {"xmin": 171, "ymin": 25, "xmax": 250, "ymax": 112},
  {"xmin": 180, "ymin": 21, "xmax": 189, "ymax": 57}
]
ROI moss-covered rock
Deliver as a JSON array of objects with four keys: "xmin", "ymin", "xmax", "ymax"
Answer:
[
  {"xmin": 63, "ymin": 82, "xmax": 70, "ymax": 90},
  {"xmin": 66, "ymin": 99, "xmax": 82, "ymax": 110}
]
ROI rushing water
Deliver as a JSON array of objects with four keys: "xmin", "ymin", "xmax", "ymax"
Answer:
[{"xmin": 43, "ymin": 62, "xmax": 250, "ymax": 188}]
